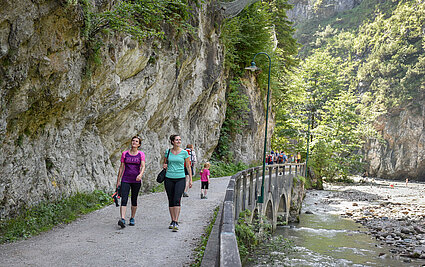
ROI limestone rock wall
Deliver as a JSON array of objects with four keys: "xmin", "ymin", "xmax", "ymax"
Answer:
[
  {"xmin": 230, "ymin": 75, "xmax": 274, "ymax": 164},
  {"xmin": 0, "ymin": 0, "xmax": 267, "ymax": 218},
  {"xmin": 287, "ymin": 0, "xmax": 363, "ymax": 23},
  {"xmin": 364, "ymin": 100, "xmax": 425, "ymax": 181}
]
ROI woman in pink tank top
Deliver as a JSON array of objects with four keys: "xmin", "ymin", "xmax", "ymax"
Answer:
[{"xmin": 116, "ymin": 136, "xmax": 146, "ymax": 228}]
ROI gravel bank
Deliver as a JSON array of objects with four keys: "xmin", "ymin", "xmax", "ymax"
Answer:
[{"xmin": 304, "ymin": 176, "xmax": 425, "ymax": 263}]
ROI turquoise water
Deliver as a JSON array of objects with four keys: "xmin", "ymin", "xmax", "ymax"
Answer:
[{"xmin": 245, "ymin": 212, "xmax": 425, "ymax": 266}]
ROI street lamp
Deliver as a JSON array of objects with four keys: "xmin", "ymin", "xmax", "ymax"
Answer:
[
  {"xmin": 245, "ymin": 52, "xmax": 271, "ymax": 204},
  {"xmin": 305, "ymin": 110, "xmax": 311, "ymax": 178}
]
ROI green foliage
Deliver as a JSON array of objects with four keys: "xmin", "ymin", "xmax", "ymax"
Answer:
[
  {"xmin": 235, "ymin": 210, "xmax": 274, "ymax": 262},
  {"xmin": 245, "ymin": 235, "xmax": 294, "ymax": 265},
  {"xmin": 221, "ymin": 1, "xmax": 275, "ymax": 74},
  {"xmin": 93, "ymin": 0, "xmax": 197, "ymax": 42},
  {"xmin": 191, "ymin": 206, "xmax": 220, "ymax": 267},
  {"xmin": 272, "ymin": 0, "xmax": 425, "ymax": 183},
  {"xmin": 150, "ymin": 183, "xmax": 165, "ymax": 193},
  {"xmin": 235, "ymin": 210, "xmax": 259, "ymax": 260},
  {"xmin": 306, "ymin": 0, "xmax": 425, "ymax": 110},
  {"xmin": 69, "ymin": 0, "xmax": 198, "ymax": 75},
  {"xmin": 295, "ymin": 0, "xmax": 399, "ymax": 56},
  {"xmin": 209, "ymin": 161, "xmax": 249, "ymax": 178},
  {"xmin": 0, "ymin": 190, "xmax": 112, "ymax": 243},
  {"xmin": 273, "ymin": 49, "xmax": 375, "ymax": 183},
  {"xmin": 216, "ymin": 0, "xmax": 298, "ymax": 161}
]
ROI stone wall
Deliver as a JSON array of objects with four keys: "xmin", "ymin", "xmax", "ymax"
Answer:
[{"xmin": 0, "ymin": 0, "xmax": 265, "ymax": 218}]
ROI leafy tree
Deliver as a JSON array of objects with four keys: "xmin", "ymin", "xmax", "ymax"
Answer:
[
  {"xmin": 272, "ymin": 0, "xmax": 424, "ymax": 184},
  {"xmin": 310, "ymin": 90, "xmax": 365, "ymax": 180},
  {"xmin": 273, "ymin": 50, "xmax": 374, "ymax": 185},
  {"xmin": 216, "ymin": 0, "xmax": 298, "ymax": 162}
]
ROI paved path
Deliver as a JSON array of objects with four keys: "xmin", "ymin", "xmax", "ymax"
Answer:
[{"xmin": 0, "ymin": 177, "xmax": 230, "ymax": 267}]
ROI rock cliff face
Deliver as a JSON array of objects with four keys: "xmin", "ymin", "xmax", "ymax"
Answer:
[
  {"xmin": 230, "ymin": 75, "xmax": 274, "ymax": 164},
  {"xmin": 0, "ymin": 0, "xmax": 265, "ymax": 218},
  {"xmin": 287, "ymin": 0, "xmax": 362, "ymax": 23},
  {"xmin": 364, "ymin": 100, "xmax": 425, "ymax": 181}
]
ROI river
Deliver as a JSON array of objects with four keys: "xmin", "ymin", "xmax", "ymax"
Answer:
[{"xmin": 245, "ymin": 180, "xmax": 425, "ymax": 267}]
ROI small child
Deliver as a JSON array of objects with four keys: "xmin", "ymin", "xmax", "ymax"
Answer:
[{"xmin": 200, "ymin": 162, "xmax": 211, "ymax": 199}]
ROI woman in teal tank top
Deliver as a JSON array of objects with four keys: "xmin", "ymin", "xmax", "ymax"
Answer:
[{"xmin": 162, "ymin": 134, "xmax": 192, "ymax": 232}]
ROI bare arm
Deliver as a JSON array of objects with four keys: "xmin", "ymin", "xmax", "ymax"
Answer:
[
  {"xmin": 162, "ymin": 150, "xmax": 168, "ymax": 169},
  {"xmin": 116, "ymin": 162, "xmax": 125, "ymax": 188},
  {"xmin": 136, "ymin": 160, "xmax": 146, "ymax": 181},
  {"xmin": 185, "ymin": 157, "xmax": 193, "ymax": 188}
]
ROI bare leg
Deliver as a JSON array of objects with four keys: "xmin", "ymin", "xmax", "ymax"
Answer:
[
  {"xmin": 120, "ymin": 206, "xmax": 127, "ymax": 219},
  {"xmin": 131, "ymin": 206, "xmax": 137, "ymax": 218},
  {"xmin": 175, "ymin": 206, "xmax": 181, "ymax": 222},
  {"xmin": 169, "ymin": 206, "xmax": 181, "ymax": 222},
  {"xmin": 169, "ymin": 207, "xmax": 174, "ymax": 221}
]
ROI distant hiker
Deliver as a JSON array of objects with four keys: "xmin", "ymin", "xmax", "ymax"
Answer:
[
  {"xmin": 278, "ymin": 151, "xmax": 287, "ymax": 164},
  {"xmin": 183, "ymin": 144, "xmax": 197, "ymax": 197},
  {"xmin": 162, "ymin": 135, "xmax": 192, "ymax": 232},
  {"xmin": 116, "ymin": 136, "xmax": 146, "ymax": 228},
  {"xmin": 297, "ymin": 152, "xmax": 301, "ymax": 163},
  {"xmin": 273, "ymin": 151, "xmax": 279, "ymax": 164},
  {"xmin": 200, "ymin": 162, "xmax": 211, "ymax": 199},
  {"xmin": 266, "ymin": 152, "xmax": 274, "ymax": 165}
]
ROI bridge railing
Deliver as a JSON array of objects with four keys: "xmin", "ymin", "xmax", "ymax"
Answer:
[{"xmin": 219, "ymin": 163, "xmax": 305, "ymax": 267}]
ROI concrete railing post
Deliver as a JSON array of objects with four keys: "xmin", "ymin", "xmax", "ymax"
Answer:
[
  {"xmin": 249, "ymin": 169, "xmax": 254, "ymax": 207},
  {"xmin": 242, "ymin": 172, "xmax": 247, "ymax": 211},
  {"xmin": 255, "ymin": 168, "xmax": 260, "ymax": 201},
  {"xmin": 268, "ymin": 166, "xmax": 273, "ymax": 193},
  {"xmin": 235, "ymin": 175, "xmax": 241, "ymax": 221}
]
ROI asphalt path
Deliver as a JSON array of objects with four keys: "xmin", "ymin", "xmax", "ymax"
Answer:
[{"xmin": 0, "ymin": 176, "xmax": 230, "ymax": 267}]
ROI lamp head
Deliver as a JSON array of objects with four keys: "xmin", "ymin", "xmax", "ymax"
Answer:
[{"xmin": 245, "ymin": 61, "xmax": 260, "ymax": 71}]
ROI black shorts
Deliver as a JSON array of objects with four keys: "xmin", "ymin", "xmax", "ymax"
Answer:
[{"xmin": 201, "ymin": 181, "xmax": 209, "ymax": 189}]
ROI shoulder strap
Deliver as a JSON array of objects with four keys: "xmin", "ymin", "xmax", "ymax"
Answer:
[{"xmin": 166, "ymin": 149, "xmax": 171, "ymax": 163}]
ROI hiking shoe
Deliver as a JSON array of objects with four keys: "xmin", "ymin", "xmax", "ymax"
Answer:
[
  {"xmin": 200, "ymin": 193, "xmax": 204, "ymax": 199},
  {"xmin": 203, "ymin": 195, "xmax": 208, "ymax": 199},
  {"xmin": 129, "ymin": 218, "xmax": 135, "ymax": 226},
  {"xmin": 118, "ymin": 218, "xmax": 126, "ymax": 228},
  {"xmin": 183, "ymin": 192, "xmax": 189, "ymax": 197},
  {"xmin": 169, "ymin": 221, "xmax": 175, "ymax": 229},
  {"xmin": 173, "ymin": 222, "xmax": 179, "ymax": 232}
]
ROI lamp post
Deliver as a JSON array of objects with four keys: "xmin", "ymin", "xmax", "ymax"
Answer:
[
  {"xmin": 305, "ymin": 110, "xmax": 311, "ymax": 178},
  {"xmin": 245, "ymin": 52, "xmax": 271, "ymax": 204}
]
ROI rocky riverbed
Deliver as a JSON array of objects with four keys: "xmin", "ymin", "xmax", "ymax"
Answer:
[{"xmin": 305, "ymin": 176, "xmax": 425, "ymax": 263}]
